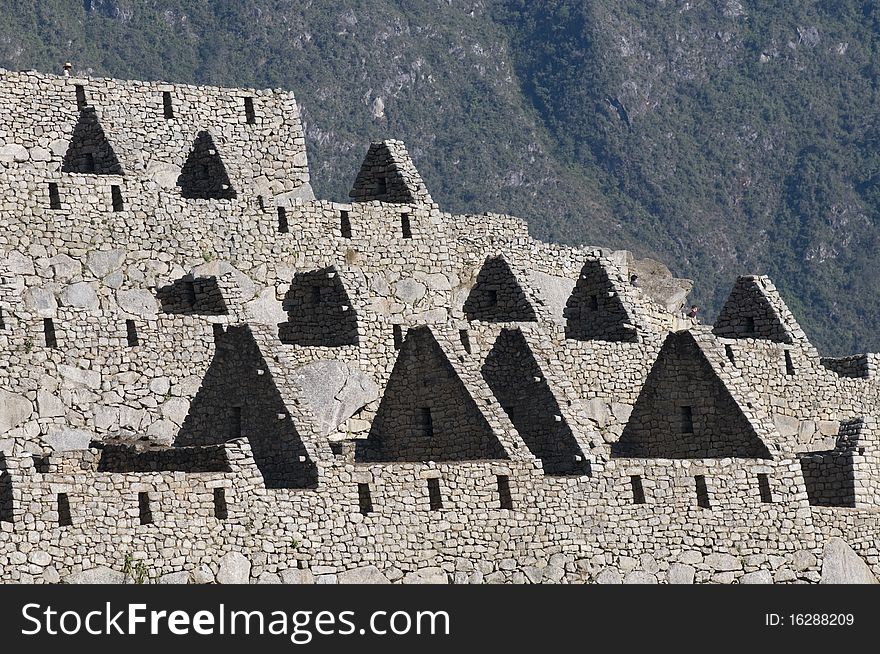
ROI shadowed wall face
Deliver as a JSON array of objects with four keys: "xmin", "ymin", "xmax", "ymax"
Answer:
[
  {"xmin": 61, "ymin": 107, "xmax": 124, "ymax": 175},
  {"xmin": 157, "ymin": 276, "xmax": 228, "ymax": 315},
  {"xmin": 174, "ymin": 325, "xmax": 317, "ymax": 489},
  {"xmin": 613, "ymin": 332, "xmax": 772, "ymax": 459},
  {"xmin": 463, "ymin": 257, "xmax": 537, "ymax": 323},
  {"xmin": 482, "ymin": 328, "xmax": 589, "ymax": 475},
  {"xmin": 177, "ymin": 130, "xmax": 237, "ymax": 199},
  {"xmin": 564, "ymin": 259, "xmax": 636, "ymax": 342},
  {"xmin": 358, "ymin": 327, "xmax": 507, "ymax": 462},
  {"xmin": 278, "ymin": 267, "xmax": 359, "ymax": 346}
]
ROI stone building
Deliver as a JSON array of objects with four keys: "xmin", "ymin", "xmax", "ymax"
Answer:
[{"xmin": 0, "ymin": 69, "xmax": 877, "ymax": 584}]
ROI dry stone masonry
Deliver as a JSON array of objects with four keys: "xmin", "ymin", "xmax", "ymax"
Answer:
[{"xmin": 0, "ymin": 68, "xmax": 878, "ymax": 585}]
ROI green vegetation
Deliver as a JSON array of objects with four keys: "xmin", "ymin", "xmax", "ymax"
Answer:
[{"xmin": 2, "ymin": 1, "xmax": 879, "ymax": 353}]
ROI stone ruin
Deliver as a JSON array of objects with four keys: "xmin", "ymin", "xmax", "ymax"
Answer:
[{"xmin": 0, "ymin": 68, "xmax": 878, "ymax": 585}]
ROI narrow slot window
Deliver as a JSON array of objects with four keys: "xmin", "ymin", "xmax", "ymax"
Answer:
[
  {"xmin": 183, "ymin": 279, "xmax": 197, "ymax": 310},
  {"xmin": 393, "ymin": 324, "xmax": 403, "ymax": 350},
  {"xmin": 757, "ymin": 473, "xmax": 773, "ymax": 503},
  {"xmin": 310, "ymin": 285, "xmax": 322, "ymax": 304},
  {"xmin": 487, "ymin": 289, "xmax": 498, "ymax": 306},
  {"xmin": 257, "ymin": 195, "xmax": 265, "ymax": 211},
  {"xmin": 695, "ymin": 475, "xmax": 711, "ymax": 509},
  {"xmin": 111, "ymin": 185, "xmax": 124, "ymax": 212},
  {"xmin": 138, "ymin": 492, "xmax": 153, "ymax": 525},
  {"xmin": 459, "ymin": 329, "xmax": 472, "ymax": 354},
  {"xmin": 340, "ymin": 210, "xmax": 352, "ymax": 238},
  {"xmin": 744, "ymin": 316, "xmax": 756, "ymax": 334},
  {"xmin": 0, "ymin": 308, "xmax": 5, "ymax": 330},
  {"xmin": 427, "ymin": 477, "xmax": 442, "ymax": 511},
  {"xmin": 230, "ymin": 406, "xmax": 243, "ymax": 439},
  {"xmin": 784, "ymin": 350, "xmax": 795, "ymax": 376},
  {"xmin": 126, "ymin": 320, "xmax": 139, "ymax": 346},
  {"xmin": 83, "ymin": 152, "xmax": 96, "ymax": 173},
  {"xmin": 277, "ymin": 207, "xmax": 289, "ymax": 233},
  {"xmin": 358, "ymin": 483, "xmax": 373, "ymax": 515},
  {"xmin": 401, "ymin": 213, "xmax": 412, "ymax": 238},
  {"xmin": 419, "ymin": 407, "xmax": 434, "ymax": 438},
  {"xmin": 725, "ymin": 344, "xmax": 735, "ymax": 364},
  {"xmin": 497, "ymin": 475, "xmax": 513, "ymax": 510},
  {"xmin": 57, "ymin": 493, "xmax": 73, "ymax": 527},
  {"xmin": 680, "ymin": 405, "xmax": 694, "ymax": 434},
  {"xmin": 244, "ymin": 96, "xmax": 256, "ymax": 124},
  {"xmin": 589, "ymin": 294, "xmax": 599, "ymax": 311},
  {"xmin": 48, "ymin": 183, "xmax": 61, "ymax": 210},
  {"xmin": 213, "ymin": 488, "xmax": 228, "ymax": 519},
  {"xmin": 376, "ymin": 176, "xmax": 387, "ymax": 197},
  {"xmin": 162, "ymin": 91, "xmax": 174, "ymax": 119},
  {"xmin": 630, "ymin": 475, "xmax": 646, "ymax": 504},
  {"xmin": 75, "ymin": 85, "xmax": 87, "ymax": 110},
  {"xmin": 44, "ymin": 318, "xmax": 58, "ymax": 348}
]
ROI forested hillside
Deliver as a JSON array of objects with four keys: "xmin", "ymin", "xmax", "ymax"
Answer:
[{"xmin": 1, "ymin": 1, "xmax": 878, "ymax": 354}]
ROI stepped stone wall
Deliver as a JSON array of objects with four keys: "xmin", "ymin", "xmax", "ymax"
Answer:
[{"xmin": 0, "ymin": 68, "xmax": 878, "ymax": 584}]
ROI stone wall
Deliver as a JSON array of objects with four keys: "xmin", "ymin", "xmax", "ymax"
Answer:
[{"xmin": 0, "ymin": 68, "xmax": 878, "ymax": 584}]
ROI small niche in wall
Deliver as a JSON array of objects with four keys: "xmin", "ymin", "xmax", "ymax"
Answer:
[
  {"xmin": 376, "ymin": 176, "xmax": 387, "ymax": 197},
  {"xmin": 48, "ymin": 183, "xmax": 61, "ymax": 210},
  {"xmin": 310, "ymin": 284, "xmax": 322, "ymax": 305},
  {"xmin": 257, "ymin": 195, "xmax": 265, "ymax": 211},
  {"xmin": 784, "ymin": 350, "xmax": 795, "ymax": 376},
  {"xmin": 340, "ymin": 210, "xmax": 352, "ymax": 238},
  {"xmin": 212, "ymin": 323, "xmax": 225, "ymax": 343},
  {"xmin": 401, "ymin": 213, "xmax": 412, "ymax": 239},
  {"xmin": 589, "ymin": 294, "xmax": 599, "ymax": 311},
  {"xmin": 419, "ymin": 407, "xmax": 434, "ymax": 439},
  {"xmin": 358, "ymin": 483, "xmax": 373, "ymax": 515},
  {"xmin": 487, "ymin": 289, "xmax": 498, "ymax": 306},
  {"xmin": 277, "ymin": 207, "xmax": 289, "ymax": 233},
  {"xmin": 213, "ymin": 488, "xmax": 228, "ymax": 520},
  {"xmin": 630, "ymin": 475, "xmax": 646, "ymax": 504},
  {"xmin": 497, "ymin": 475, "xmax": 513, "ymax": 509},
  {"xmin": 427, "ymin": 477, "xmax": 443, "ymax": 511},
  {"xmin": 57, "ymin": 493, "xmax": 73, "ymax": 527},
  {"xmin": 393, "ymin": 324, "xmax": 404, "ymax": 350},
  {"xmin": 163, "ymin": 91, "xmax": 174, "ymax": 119},
  {"xmin": 0, "ymin": 307, "xmax": 5, "ymax": 329},
  {"xmin": 680, "ymin": 405, "xmax": 694, "ymax": 434},
  {"xmin": 230, "ymin": 406, "xmax": 243, "ymax": 439},
  {"xmin": 725, "ymin": 344, "xmax": 735, "ymax": 364},
  {"xmin": 244, "ymin": 96, "xmax": 256, "ymax": 124},
  {"xmin": 43, "ymin": 318, "xmax": 58, "ymax": 348},
  {"xmin": 695, "ymin": 475, "xmax": 711, "ymax": 509},
  {"xmin": 126, "ymin": 320, "xmax": 139, "ymax": 347},
  {"xmin": 83, "ymin": 152, "xmax": 96, "ymax": 173},
  {"xmin": 75, "ymin": 85, "xmax": 87, "ymax": 110},
  {"xmin": 111, "ymin": 185, "xmax": 124, "ymax": 212},
  {"xmin": 757, "ymin": 473, "xmax": 773, "ymax": 503},
  {"xmin": 744, "ymin": 316, "xmax": 756, "ymax": 334},
  {"xmin": 459, "ymin": 329, "xmax": 472, "ymax": 354},
  {"xmin": 138, "ymin": 492, "xmax": 153, "ymax": 525}
]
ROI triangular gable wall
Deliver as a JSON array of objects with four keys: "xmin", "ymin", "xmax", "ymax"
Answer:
[
  {"xmin": 565, "ymin": 258, "xmax": 638, "ymax": 342},
  {"xmin": 463, "ymin": 255, "xmax": 538, "ymax": 323},
  {"xmin": 61, "ymin": 107, "xmax": 124, "ymax": 175},
  {"xmin": 713, "ymin": 276, "xmax": 807, "ymax": 345},
  {"xmin": 349, "ymin": 140, "xmax": 433, "ymax": 205},
  {"xmin": 177, "ymin": 130, "xmax": 237, "ymax": 199}
]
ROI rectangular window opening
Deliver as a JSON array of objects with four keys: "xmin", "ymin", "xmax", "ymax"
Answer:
[
  {"xmin": 695, "ymin": 475, "xmax": 711, "ymax": 509},
  {"xmin": 589, "ymin": 294, "xmax": 599, "ymax": 311},
  {"xmin": 230, "ymin": 406, "xmax": 243, "ymax": 439},
  {"xmin": 725, "ymin": 344, "xmax": 735, "ymax": 364},
  {"xmin": 487, "ymin": 289, "xmax": 498, "ymax": 306},
  {"xmin": 277, "ymin": 207, "xmax": 289, "ymax": 233},
  {"xmin": 138, "ymin": 492, "xmax": 153, "ymax": 525},
  {"xmin": 43, "ymin": 318, "xmax": 58, "ymax": 348},
  {"xmin": 630, "ymin": 475, "xmax": 646, "ymax": 504},
  {"xmin": 310, "ymin": 285, "xmax": 322, "ymax": 305},
  {"xmin": 459, "ymin": 329, "xmax": 472, "ymax": 354},
  {"xmin": 758, "ymin": 473, "xmax": 773, "ymax": 503},
  {"xmin": 162, "ymin": 91, "xmax": 174, "ymax": 119},
  {"xmin": 57, "ymin": 493, "xmax": 73, "ymax": 527},
  {"xmin": 419, "ymin": 407, "xmax": 434, "ymax": 439},
  {"xmin": 392, "ymin": 324, "xmax": 403, "ymax": 350},
  {"xmin": 244, "ymin": 96, "xmax": 256, "ymax": 124},
  {"xmin": 213, "ymin": 488, "xmax": 228, "ymax": 520},
  {"xmin": 126, "ymin": 319, "xmax": 139, "ymax": 347},
  {"xmin": 0, "ymin": 308, "xmax": 5, "ymax": 330},
  {"xmin": 75, "ymin": 85, "xmax": 87, "ymax": 110},
  {"xmin": 340, "ymin": 210, "xmax": 352, "ymax": 238},
  {"xmin": 257, "ymin": 195, "xmax": 265, "ymax": 211},
  {"xmin": 401, "ymin": 213, "xmax": 412, "ymax": 239},
  {"xmin": 358, "ymin": 483, "xmax": 373, "ymax": 515},
  {"xmin": 427, "ymin": 477, "xmax": 442, "ymax": 511},
  {"xmin": 111, "ymin": 185, "xmax": 124, "ymax": 212},
  {"xmin": 376, "ymin": 176, "xmax": 387, "ymax": 197},
  {"xmin": 680, "ymin": 405, "xmax": 694, "ymax": 434},
  {"xmin": 48, "ymin": 183, "xmax": 61, "ymax": 210},
  {"xmin": 784, "ymin": 350, "xmax": 795, "ymax": 376},
  {"xmin": 212, "ymin": 323, "xmax": 225, "ymax": 343},
  {"xmin": 183, "ymin": 279, "xmax": 197, "ymax": 310},
  {"xmin": 497, "ymin": 475, "xmax": 513, "ymax": 510},
  {"xmin": 744, "ymin": 316, "xmax": 756, "ymax": 334},
  {"xmin": 83, "ymin": 152, "xmax": 96, "ymax": 173}
]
